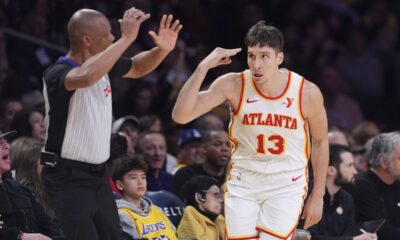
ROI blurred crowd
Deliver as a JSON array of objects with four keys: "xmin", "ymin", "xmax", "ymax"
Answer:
[{"xmin": 1, "ymin": 0, "xmax": 400, "ymax": 134}]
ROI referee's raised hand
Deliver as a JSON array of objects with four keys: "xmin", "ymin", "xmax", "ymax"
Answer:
[
  {"xmin": 119, "ymin": 7, "xmax": 150, "ymax": 43},
  {"xmin": 149, "ymin": 14, "xmax": 183, "ymax": 52}
]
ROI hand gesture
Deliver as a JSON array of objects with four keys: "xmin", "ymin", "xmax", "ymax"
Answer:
[
  {"xmin": 21, "ymin": 233, "xmax": 52, "ymax": 240},
  {"xmin": 149, "ymin": 14, "xmax": 183, "ymax": 52},
  {"xmin": 199, "ymin": 47, "xmax": 242, "ymax": 70},
  {"xmin": 353, "ymin": 232, "xmax": 378, "ymax": 240},
  {"xmin": 119, "ymin": 7, "xmax": 151, "ymax": 42},
  {"xmin": 301, "ymin": 193, "xmax": 323, "ymax": 229}
]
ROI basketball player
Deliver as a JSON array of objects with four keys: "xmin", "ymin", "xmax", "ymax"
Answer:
[{"xmin": 172, "ymin": 21, "xmax": 328, "ymax": 240}]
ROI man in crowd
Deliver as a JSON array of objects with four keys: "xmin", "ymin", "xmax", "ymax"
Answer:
[
  {"xmin": 351, "ymin": 132, "xmax": 400, "ymax": 240},
  {"xmin": 136, "ymin": 131, "xmax": 174, "ymax": 192},
  {"xmin": 310, "ymin": 144, "xmax": 377, "ymax": 240},
  {"xmin": 173, "ymin": 128, "xmax": 203, "ymax": 174},
  {"xmin": 172, "ymin": 129, "xmax": 230, "ymax": 199}
]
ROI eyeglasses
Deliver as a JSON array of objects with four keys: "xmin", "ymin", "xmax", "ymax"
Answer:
[{"xmin": 202, "ymin": 190, "xmax": 223, "ymax": 200}]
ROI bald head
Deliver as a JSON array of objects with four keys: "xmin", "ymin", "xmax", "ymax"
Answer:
[{"xmin": 67, "ymin": 9, "xmax": 110, "ymax": 49}]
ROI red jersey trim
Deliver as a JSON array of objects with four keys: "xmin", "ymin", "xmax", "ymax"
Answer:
[
  {"xmin": 251, "ymin": 71, "xmax": 292, "ymax": 101},
  {"xmin": 232, "ymin": 72, "xmax": 246, "ymax": 116},
  {"xmin": 298, "ymin": 77, "xmax": 306, "ymax": 121}
]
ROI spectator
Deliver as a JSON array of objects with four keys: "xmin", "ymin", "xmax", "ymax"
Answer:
[
  {"xmin": 328, "ymin": 127, "xmax": 350, "ymax": 146},
  {"xmin": 177, "ymin": 175, "xmax": 225, "ymax": 240},
  {"xmin": 112, "ymin": 115, "xmax": 140, "ymax": 148},
  {"xmin": 309, "ymin": 144, "xmax": 377, "ymax": 240},
  {"xmin": 351, "ymin": 132, "xmax": 400, "ymax": 240},
  {"xmin": 126, "ymin": 81, "xmax": 155, "ymax": 118},
  {"xmin": 172, "ymin": 130, "xmax": 230, "ymax": 199},
  {"xmin": 0, "ymin": 130, "xmax": 64, "ymax": 240},
  {"xmin": 10, "ymin": 107, "xmax": 45, "ymax": 142},
  {"xmin": 113, "ymin": 155, "xmax": 177, "ymax": 240},
  {"xmin": 139, "ymin": 114, "xmax": 163, "ymax": 133},
  {"xmin": 193, "ymin": 113, "xmax": 224, "ymax": 133},
  {"xmin": 109, "ymin": 132, "xmax": 135, "ymax": 197},
  {"xmin": 20, "ymin": 90, "xmax": 45, "ymax": 114},
  {"xmin": 173, "ymin": 128, "xmax": 204, "ymax": 174},
  {"xmin": 136, "ymin": 131, "xmax": 174, "ymax": 192},
  {"xmin": 10, "ymin": 137, "xmax": 50, "ymax": 215},
  {"xmin": 0, "ymin": 99, "xmax": 23, "ymax": 132},
  {"xmin": 110, "ymin": 132, "xmax": 135, "ymax": 161},
  {"xmin": 138, "ymin": 115, "xmax": 179, "ymax": 175},
  {"xmin": 351, "ymin": 137, "xmax": 374, "ymax": 174},
  {"xmin": 351, "ymin": 121, "xmax": 380, "ymax": 147}
]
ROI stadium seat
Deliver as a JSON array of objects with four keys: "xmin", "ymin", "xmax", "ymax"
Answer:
[{"xmin": 146, "ymin": 190, "xmax": 185, "ymax": 227}]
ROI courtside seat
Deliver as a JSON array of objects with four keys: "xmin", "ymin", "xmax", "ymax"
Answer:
[{"xmin": 146, "ymin": 190, "xmax": 185, "ymax": 227}]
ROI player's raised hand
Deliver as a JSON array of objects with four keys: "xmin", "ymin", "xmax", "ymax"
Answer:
[
  {"xmin": 119, "ymin": 7, "xmax": 150, "ymax": 42},
  {"xmin": 301, "ymin": 193, "xmax": 323, "ymax": 229},
  {"xmin": 199, "ymin": 47, "xmax": 242, "ymax": 69},
  {"xmin": 149, "ymin": 14, "xmax": 182, "ymax": 52}
]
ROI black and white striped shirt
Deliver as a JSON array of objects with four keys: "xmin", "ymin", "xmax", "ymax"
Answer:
[{"xmin": 43, "ymin": 57, "xmax": 131, "ymax": 164}]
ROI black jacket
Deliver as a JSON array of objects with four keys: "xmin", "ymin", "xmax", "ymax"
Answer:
[
  {"xmin": 351, "ymin": 171, "xmax": 400, "ymax": 240},
  {"xmin": 0, "ymin": 172, "xmax": 64, "ymax": 240},
  {"xmin": 309, "ymin": 188, "xmax": 354, "ymax": 240}
]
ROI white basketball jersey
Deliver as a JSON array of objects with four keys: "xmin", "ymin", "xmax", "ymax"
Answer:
[{"xmin": 228, "ymin": 70, "xmax": 310, "ymax": 174}]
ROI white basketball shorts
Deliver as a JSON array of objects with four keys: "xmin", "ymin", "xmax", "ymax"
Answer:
[{"xmin": 224, "ymin": 165, "xmax": 308, "ymax": 240}]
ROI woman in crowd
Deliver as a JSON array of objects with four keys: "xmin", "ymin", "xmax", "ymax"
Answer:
[
  {"xmin": 10, "ymin": 137, "xmax": 51, "ymax": 215},
  {"xmin": 177, "ymin": 175, "xmax": 225, "ymax": 240},
  {"xmin": 10, "ymin": 107, "xmax": 45, "ymax": 142}
]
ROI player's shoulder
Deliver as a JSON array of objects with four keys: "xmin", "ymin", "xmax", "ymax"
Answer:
[
  {"xmin": 296, "ymin": 74, "xmax": 322, "ymax": 100},
  {"xmin": 217, "ymin": 71, "xmax": 243, "ymax": 82},
  {"xmin": 212, "ymin": 72, "xmax": 243, "ymax": 90},
  {"xmin": 300, "ymin": 78, "xmax": 324, "ymax": 117}
]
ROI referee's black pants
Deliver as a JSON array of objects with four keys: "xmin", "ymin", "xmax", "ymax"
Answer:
[{"xmin": 42, "ymin": 160, "xmax": 122, "ymax": 240}]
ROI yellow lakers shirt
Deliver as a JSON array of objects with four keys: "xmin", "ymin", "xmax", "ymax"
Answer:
[{"xmin": 117, "ymin": 198, "xmax": 177, "ymax": 240}]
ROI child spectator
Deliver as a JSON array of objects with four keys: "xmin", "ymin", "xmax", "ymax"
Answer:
[{"xmin": 112, "ymin": 155, "xmax": 177, "ymax": 240}]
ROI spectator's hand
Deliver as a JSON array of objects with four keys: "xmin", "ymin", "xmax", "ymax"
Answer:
[
  {"xmin": 301, "ymin": 193, "xmax": 323, "ymax": 229},
  {"xmin": 21, "ymin": 233, "xmax": 52, "ymax": 240},
  {"xmin": 353, "ymin": 232, "xmax": 378, "ymax": 240},
  {"xmin": 0, "ymin": 219, "xmax": 3, "ymax": 229},
  {"xmin": 149, "ymin": 14, "xmax": 182, "ymax": 52},
  {"xmin": 119, "ymin": 7, "xmax": 150, "ymax": 42},
  {"xmin": 199, "ymin": 47, "xmax": 241, "ymax": 69}
]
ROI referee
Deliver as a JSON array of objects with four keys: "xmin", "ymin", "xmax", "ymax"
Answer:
[{"xmin": 42, "ymin": 8, "xmax": 182, "ymax": 240}]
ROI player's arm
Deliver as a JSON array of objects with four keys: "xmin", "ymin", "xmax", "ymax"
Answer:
[
  {"xmin": 301, "ymin": 81, "xmax": 329, "ymax": 229},
  {"xmin": 123, "ymin": 14, "xmax": 182, "ymax": 79},
  {"xmin": 172, "ymin": 47, "xmax": 241, "ymax": 124},
  {"xmin": 65, "ymin": 8, "xmax": 150, "ymax": 90}
]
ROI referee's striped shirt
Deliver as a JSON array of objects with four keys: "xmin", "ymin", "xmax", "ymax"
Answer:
[{"xmin": 43, "ymin": 57, "xmax": 132, "ymax": 164}]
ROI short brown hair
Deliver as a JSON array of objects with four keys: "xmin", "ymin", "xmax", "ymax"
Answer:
[{"xmin": 244, "ymin": 21, "xmax": 284, "ymax": 53}]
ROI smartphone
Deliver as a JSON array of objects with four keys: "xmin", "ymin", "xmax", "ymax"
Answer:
[
  {"xmin": 40, "ymin": 151, "xmax": 58, "ymax": 167},
  {"xmin": 362, "ymin": 219, "xmax": 386, "ymax": 233}
]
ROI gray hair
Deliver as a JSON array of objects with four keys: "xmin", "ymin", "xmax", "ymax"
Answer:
[{"xmin": 368, "ymin": 131, "xmax": 400, "ymax": 167}]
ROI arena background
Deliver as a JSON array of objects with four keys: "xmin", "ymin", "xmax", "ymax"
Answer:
[{"xmin": 1, "ymin": 0, "xmax": 399, "ymax": 132}]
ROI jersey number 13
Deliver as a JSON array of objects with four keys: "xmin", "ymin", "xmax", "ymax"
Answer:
[{"xmin": 256, "ymin": 134, "xmax": 285, "ymax": 155}]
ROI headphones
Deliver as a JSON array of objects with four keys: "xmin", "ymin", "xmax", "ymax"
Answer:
[{"xmin": 196, "ymin": 193, "xmax": 206, "ymax": 203}]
